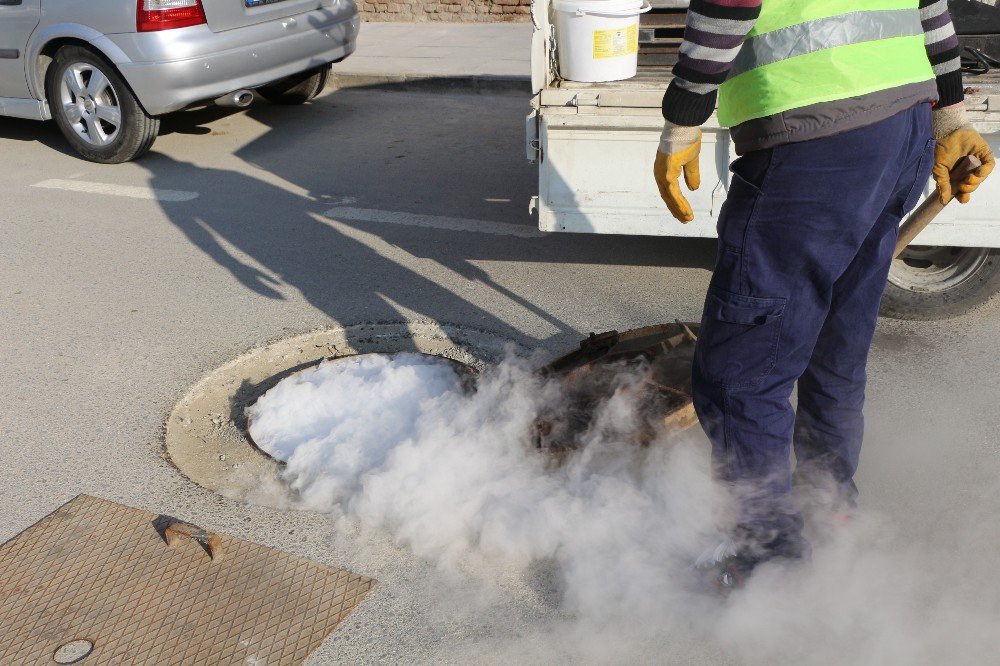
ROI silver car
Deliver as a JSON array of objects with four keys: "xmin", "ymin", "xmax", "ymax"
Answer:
[{"xmin": 0, "ymin": 0, "xmax": 359, "ymax": 162}]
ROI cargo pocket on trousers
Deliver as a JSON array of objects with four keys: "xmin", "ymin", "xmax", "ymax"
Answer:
[{"xmin": 696, "ymin": 286, "xmax": 787, "ymax": 390}]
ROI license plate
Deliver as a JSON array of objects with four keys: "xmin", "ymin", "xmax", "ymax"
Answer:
[{"xmin": 245, "ymin": 0, "xmax": 289, "ymax": 7}]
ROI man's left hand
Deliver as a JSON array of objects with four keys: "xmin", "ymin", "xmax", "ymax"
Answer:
[{"xmin": 933, "ymin": 105, "xmax": 996, "ymax": 204}]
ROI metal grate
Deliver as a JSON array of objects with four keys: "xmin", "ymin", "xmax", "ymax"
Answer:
[{"xmin": 0, "ymin": 495, "xmax": 376, "ymax": 665}]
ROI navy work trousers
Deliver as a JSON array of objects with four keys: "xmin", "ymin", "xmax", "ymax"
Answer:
[{"xmin": 692, "ymin": 103, "xmax": 934, "ymax": 547}]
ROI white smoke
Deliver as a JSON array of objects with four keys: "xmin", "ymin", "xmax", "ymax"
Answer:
[{"xmin": 247, "ymin": 353, "xmax": 999, "ymax": 665}]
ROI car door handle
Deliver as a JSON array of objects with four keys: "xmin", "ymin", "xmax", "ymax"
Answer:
[{"xmin": 0, "ymin": 0, "xmax": 25, "ymax": 5}]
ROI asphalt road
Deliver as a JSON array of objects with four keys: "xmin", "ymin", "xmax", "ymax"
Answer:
[{"xmin": 2, "ymin": 88, "xmax": 999, "ymax": 665}]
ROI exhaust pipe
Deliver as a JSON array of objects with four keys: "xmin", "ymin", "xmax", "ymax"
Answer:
[{"xmin": 214, "ymin": 89, "xmax": 254, "ymax": 108}]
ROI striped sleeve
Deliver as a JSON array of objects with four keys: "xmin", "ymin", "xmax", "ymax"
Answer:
[
  {"xmin": 920, "ymin": 0, "xmax": 964, "ymax": 107},
  {"xmin": 661, "ymin": 0, "xmax": 762, "ymax": 127}
]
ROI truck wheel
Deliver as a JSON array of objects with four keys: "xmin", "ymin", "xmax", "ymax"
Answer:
[
  {"xmin": 880, "ymin": 246, "xmax": 1000, "ymax": 320},
  {"xmin": 46, "ymin": 46, "xmax": 159, "ymax": 164},
  {"xmin": 257, "ymin": 66, "xmax": 329, "ymax": 105}
]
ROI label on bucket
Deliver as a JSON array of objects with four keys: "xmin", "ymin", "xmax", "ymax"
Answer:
[{"xmin": 593, "ymin": 24, "xmax": 638, "ymax": 59}]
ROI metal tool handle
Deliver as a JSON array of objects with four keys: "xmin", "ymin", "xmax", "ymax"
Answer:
[
  {"xmin": 894, "ymin": 155, "xmax": 982, "ymax": 258},
  {"xmin": 164, "ymin": 520, "xmax": 222, "ymax": 561}
]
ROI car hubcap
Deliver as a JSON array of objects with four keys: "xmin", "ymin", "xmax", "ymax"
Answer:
[
  {"xmin": 888, "ymin": 245, "xmax": 991, "ymax": 293},
  {"xmin": 59, "ymin": 63, "xmax": 121, "ymax": 147}
]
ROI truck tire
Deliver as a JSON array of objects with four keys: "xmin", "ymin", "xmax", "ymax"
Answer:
[
  {"xmin": 257, "ymin": 66, "xmax": 329, "ymax": 105},
  {"xmin": 46, "ymin": 46, "xmax": 159, "ymax": 164},
  {"xmin": 880, "ymin": 245, "xmax": 1000, "ymax": 320}
]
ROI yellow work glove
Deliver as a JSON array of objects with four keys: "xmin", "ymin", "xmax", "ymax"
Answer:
[
  {"xmin": 932, "ymin": 104, "xmax": 995, "ymax": 204},
  {"xmin": 653, "ymin": 122, "xmax": 702, "ymax": 223}
]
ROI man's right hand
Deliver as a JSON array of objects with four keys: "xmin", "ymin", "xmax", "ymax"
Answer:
[{"xmin": 654, "ymin": 122, "xmax": 702, "ymax": 223}]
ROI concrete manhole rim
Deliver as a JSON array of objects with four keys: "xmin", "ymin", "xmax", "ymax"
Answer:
[{"xmin": 164, "ymin": 321, "xmax": 521, "ymax": 500}]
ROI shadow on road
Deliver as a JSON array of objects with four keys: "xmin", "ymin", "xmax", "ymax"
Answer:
[
  {"xmin": 138, "ymin": 87, "xmax": 715, "ymax": 351},
  {"xmin": 0, "ymin": 115, "xmax": 78, "ymax": 157}
]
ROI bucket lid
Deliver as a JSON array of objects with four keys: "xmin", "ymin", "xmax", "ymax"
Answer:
[{"xmin": 552, "ymin": 0, "xmax": 645, "ymax": 14}]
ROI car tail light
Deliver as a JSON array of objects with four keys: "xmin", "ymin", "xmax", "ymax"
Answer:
[{"xmin": 136, "ymin": 0, "xmax": 206, "ymax": 32}]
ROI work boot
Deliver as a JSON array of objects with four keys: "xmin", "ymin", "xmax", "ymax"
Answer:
[
  {"xmin": 694, "ymin": 539, "xmax": 753, "ymax": 594},
  {"xmin": 694, "ymin": 529, "xmax": 811, "ymax": 596},
  {"xmin": 793, "ymin": 468, "xmax": 858, "ymax": 543}
]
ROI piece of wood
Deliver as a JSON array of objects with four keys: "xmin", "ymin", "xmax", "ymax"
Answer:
[
  {"xmin": 663, "ymin": 402, "xmax": 699, "ymax": 432},
  {"xmin": 894, "ymin": 155, "xmax": 982, "ymax": 258}
]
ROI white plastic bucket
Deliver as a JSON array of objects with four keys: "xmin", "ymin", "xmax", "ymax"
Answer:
[{"xmin": 552, "ymin": 0, "xmax": 652, "ymax": 83}]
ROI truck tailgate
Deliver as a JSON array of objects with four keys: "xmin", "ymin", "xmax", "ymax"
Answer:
[
  {"xmin": 201, "ymin": 0, "xmax": 341, "ymax": 32},
  {"xmin": 534, "ymin": 98, "xmax": 1000, "ymax": 247}
]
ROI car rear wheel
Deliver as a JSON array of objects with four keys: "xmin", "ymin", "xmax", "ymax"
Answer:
[
  {"xmin": 880, "ymin": 245, "xmax": 1000, "ymax": 320},
  {"xmin": 46, "ymin": 46, "xmax": 159, "ymax": 164},
  {"xmin": 257, "ymin": 66, "xmax": 330, "ymax": 105}
]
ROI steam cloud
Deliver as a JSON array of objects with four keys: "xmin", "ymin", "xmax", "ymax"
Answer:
[{"xmin": 248, "ymin": 353, "xmax": 999, "ymax": 665}]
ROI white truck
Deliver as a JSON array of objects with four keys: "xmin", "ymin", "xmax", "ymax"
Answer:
[{"xmin": 526, "ymin": 0, "xmax": 1000, "ymax": 319}]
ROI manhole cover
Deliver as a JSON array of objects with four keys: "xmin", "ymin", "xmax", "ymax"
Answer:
[{"xmin": 0, "ymin": 495, "xmax": 375, "ymax": 665}]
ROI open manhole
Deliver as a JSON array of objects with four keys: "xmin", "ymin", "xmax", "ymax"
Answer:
[
  {"xmin": 166, "ymin": 321, "xmax": 701, "ymax": 500},
  {"xmin": 165, "ymin": 322, "xmax": 515, "ymax": 498}
]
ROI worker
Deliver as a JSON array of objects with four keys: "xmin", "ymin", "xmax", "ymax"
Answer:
[{"xmin": 654, "ymin": 0, "xmax": 994, "ymax": 591}]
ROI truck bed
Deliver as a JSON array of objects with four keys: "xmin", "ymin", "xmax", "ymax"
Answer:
[{"xmin": 550, "ymin": 69, "xmax": 672, "ymax": 92}]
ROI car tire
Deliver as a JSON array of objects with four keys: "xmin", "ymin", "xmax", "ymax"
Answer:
[
  {"xmin": 257, "ymin": 66, "xmax": 330, "ymax": 105},
  {"xmin": 880, "ymin": 245, "xmax": 1000, "ymax": 320},
  {"xmin": 46, "ymin": 45, "xmax": 159, "ymax": 164}
]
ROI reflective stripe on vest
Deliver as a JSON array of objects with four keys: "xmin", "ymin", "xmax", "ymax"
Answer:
[{"xmin": 717, "ymin": 3, "xmax": 935, "ymax": 128}]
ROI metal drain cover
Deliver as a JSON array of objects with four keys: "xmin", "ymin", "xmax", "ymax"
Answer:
[{"xmin": 0, "ymin": 495, "xmax": 375, "ymax": 665}]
